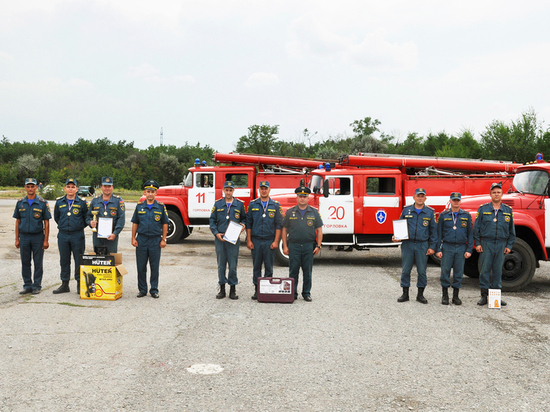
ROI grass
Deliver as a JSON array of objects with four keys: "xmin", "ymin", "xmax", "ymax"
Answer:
[{"xmin": 0, "ymin": 187, "xmax": 143, "ymax": 202}]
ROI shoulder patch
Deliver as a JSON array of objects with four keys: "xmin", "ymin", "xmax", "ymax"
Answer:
[
  {"xmin": 157, "ymin": 201, "xmax": 164, "ymax": 205},
  {"xmin": 56, "ymin": 196, "xmax": 63, "ymax": 200}
]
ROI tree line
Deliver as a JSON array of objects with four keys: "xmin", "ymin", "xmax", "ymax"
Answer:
[{"xmin": 1, "ymin": 109, "xmax": 549, "ymax": 192}]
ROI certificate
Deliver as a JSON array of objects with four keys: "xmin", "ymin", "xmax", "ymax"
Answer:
[
  {"xmin": 97, "ymin": 217, "xmax": 113, "ymax": 239},
  {"xmin": 223, "ymin": 220, "xmax": 244, "ymax": 244},
  {"xmin": 393, "ymin": 219, "xmax": 409, "ymax": 240}
]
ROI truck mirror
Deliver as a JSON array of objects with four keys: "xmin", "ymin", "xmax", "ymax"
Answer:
[{"xmin": 322, "ymin": 179, "xmax": 329, "ymax": 198}]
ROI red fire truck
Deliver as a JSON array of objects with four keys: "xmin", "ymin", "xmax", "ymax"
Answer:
[
  {"xmin": 153, "ymin": 154, "xmax": 333, "ymax": 243},
  {"xmin": 270, "ymin": 153, "xmax": 520, "ymax": 267},
  {"xmin": 459, "ymin": 160, "xmax": 550, "ymax": 291}
]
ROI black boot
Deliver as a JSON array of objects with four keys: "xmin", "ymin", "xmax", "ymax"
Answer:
[
  {"xmin": 452, "ymin": 288, "xmax": 462, "ymax": 305},
  {"xmin": 441, "ymin": 287, "xmax": 449, "ymax": 305},
  {"xmin": 76, "ymin": 279, "xmax": 80, "ymax": 294},
  {"xmin": 251, "ymin": 284, "xmax": 257, "ymax": 300},
  {"xmin": 53, "ymin": 281, "xmax": 70, "ymax": 294},
  {"xmin": 477, "ymin": 289, "xmax": 488, "ymax": 306},
  {"xmin": 216, "ymin": 284, "xmax": 226, "ymax": 299},
  {"xmin": 229, "ymin": 285, "xmax": 238, "ymax": 300},
  {"xmin": 397, "ymin": 287, "xmax": 409, "ymax": 302},
  {"xmin": 500, "ymin": 290, "xmax": 507, "ymax": 306},
  {"xmin": 416, "ymin": 287, "xmax": 428, "ymax": 304}
]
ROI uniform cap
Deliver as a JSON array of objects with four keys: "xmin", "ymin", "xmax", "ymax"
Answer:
[
  {"xmin": 415, "ymin": 188, "xmax": 427, "ymax": 195},
  {"xmin": 24, "ymin": 178, "xmax": 37, "ymax": 185},
  {"xmin": 450, "ymin": 192, "xmax": 461, "ymax": 200},
  {"xmin": 295, "ymin": 186, "xmax": 311, "ymax": 195},
  {"xmin": 490, "ymin": 182, "xmax": 502, "ymax": 191},
  {"xmin": 259, "ymin": 181, "xmax": 270, "ymax": 188},
  {"xmin": 101, "ymin": 177, "xmax": 114, "ymax": 186},
  {"xmin": 224, "ymin": 181, "xmax": 235, "ymax": 188},
  {"xmin": 143, "ymin": 179, "xmax": 160, "ymax": 190},
  {"xmin": 65, "ymin": 178, "xmax": 78, "ymax": 186}
]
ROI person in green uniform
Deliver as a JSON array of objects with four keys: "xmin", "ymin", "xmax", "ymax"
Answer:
[{"xmin": 281, "ymin": 186, "xmax": 323, "ymax": 302}]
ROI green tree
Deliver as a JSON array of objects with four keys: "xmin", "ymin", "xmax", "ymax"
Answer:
[
  {"xmin": 480, "ymin": 109, "xmax": 541, "ymax": 163},
  {"xmin": 236, "ymin": 125, "xmax": 279, "ymax": 154}
]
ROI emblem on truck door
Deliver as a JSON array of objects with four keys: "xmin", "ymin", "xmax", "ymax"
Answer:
[{"xmin": 376, "ymin": 209, "xmax": 387, "ymax": 224}]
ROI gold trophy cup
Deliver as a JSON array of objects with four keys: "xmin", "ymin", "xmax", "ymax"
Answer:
[{"xmin": 91, "ymin": 210, "xmax": 99, "ymax": 232}]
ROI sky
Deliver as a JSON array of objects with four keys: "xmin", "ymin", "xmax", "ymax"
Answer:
[{"xmin": 1, "ymin": 0, "xmax": 550, "ymax": 153}]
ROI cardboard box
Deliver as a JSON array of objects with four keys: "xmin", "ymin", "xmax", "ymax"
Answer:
[
  {"xmin": 488, "ymin": 289, "xmax": 501, "ymax": 309},
  {"xmin": 79, "ymin": 253, "xmax": 128, "ymax": 300},
  {"xmin": 257, "ymin": 277, "xmax": 295, "ymax": 303}
]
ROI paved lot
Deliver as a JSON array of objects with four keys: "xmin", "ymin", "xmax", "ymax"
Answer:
[{"xmin": 1, "ymin": 199, "xmax": 550, "ymax": 411}]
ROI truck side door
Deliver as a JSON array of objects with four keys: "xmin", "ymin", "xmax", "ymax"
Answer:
[
  {"xmin": 362, "ymin": 173, "xmax": 401, "ymax": 234},
  {"xmin": 318, "ymin": 176, "xmax": 354, "ymax": 234},
  {"xmin": 188, "ymin": 172, "xmax": 216, "ymax": 218}
]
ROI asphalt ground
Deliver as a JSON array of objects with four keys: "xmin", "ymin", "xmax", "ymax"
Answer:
[{"xmin": 1, "ymin": 199, "xmax": 550, "ymax": 411}]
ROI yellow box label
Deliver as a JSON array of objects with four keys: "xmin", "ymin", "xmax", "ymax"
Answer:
[{"xmin": 80, "ymin": 265, "xmax": 123, "ymax": 300}]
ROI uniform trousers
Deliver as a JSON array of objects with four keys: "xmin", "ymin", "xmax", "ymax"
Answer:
[
  {"xmin": 251, "ymin": 238, "xmax": 275, "ymax": 285},
  {"xmin": 58, "ymin": 230, "xmax": 85, "ymax": 281},
  {"xmin": 479, "ymin": 239, "xmax": 507, "ymax": 289},
  {"xmin": 136, "ymin": 234, "xmax": 162, "ymax": 294},
  {"xmin": 215, "ymin": 237, "xmax": 240, "ymax": 286},
  {"xmin": 400, "ymin": 239, "xmax": 429, "ymax": 288},
  {"xmin": 19, "ymin": 233, "xmax": 45, "ymax": 291},
  {"xmin": 440, "ymin": 243, "xmax": 467, "ymax": 289},
  {"xmin": 288, "ymin": 243, "xmax": 314, "ymax": 297}
]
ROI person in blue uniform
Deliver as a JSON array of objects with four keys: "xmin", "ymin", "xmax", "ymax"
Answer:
[
  {"xmin": 13, "ymin": 178, "xmax": 51, "ymax": 295},
  {"xmin": 53, "ymin": 178, "xmax": 88, "ymax": 294},
  {"xmin": 86, "ymin": 177, "xmax": 125, "ymax": 253},
  {"xmin": 209, "ymin": 181, "xmax": 247, "ymax": 300},
  {"xmin": 474, "ymin": 182, "xmax": 516, "ymax": 306},
  {"xmin": 131, "ymin": 180, "xmax": 169, "ymax": 299},
  {"xmin": 435, "ymin": 192, "xmax": 473, "ymax": 305},
  {"xmin": 246, "ymin": 181, "xmax": 283, "ymax": 300},
  {"xmin": 393, "ymin": 187, "xmax": 437, "ymax": 304},
  {"xmin": 281, "ymin": 186, "xmax": 323, "ymax": 302}
]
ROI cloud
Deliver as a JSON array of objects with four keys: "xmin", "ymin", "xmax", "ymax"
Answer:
[
  {"xmin": 173, "ymin": 74, "xmax": 196, "ymax": 84},
  {"xmin": 0, "ymin": 51, "xmax": 14, "ymax": 61},
  {"xmin": 67, "ymin": 78, "xmax": 93, "ymax": 88},
  {"xmin": 127, "ymin": 62, "xmax": 161, "ymax": 78},
  {"xmin": 287, "ymin": 18, "xmax": 418, "ymax": 71},
  {"xmin": 245, "ymin": 72, "xmax": 280, "ymax": 89}
]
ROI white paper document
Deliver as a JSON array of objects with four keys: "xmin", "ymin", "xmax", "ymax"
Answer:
[
  {"xmin": 223, "ymin": 220, "xmax": 244, "ymax": 244},
  {"xmin": 393, "ymin": 219, "xmax": 409, "ymax": 240},
  {"xmin": 97, "ymin": 217, "xmax": 113, "ymax": 239}
]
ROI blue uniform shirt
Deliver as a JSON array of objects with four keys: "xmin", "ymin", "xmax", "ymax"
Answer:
[
  {"xmin": 131, "ymin": 200, "xmax": 169, "ymax": 236},
  {"xmin": 209, "ymin": 197, "xmax": 247, "ymax": 235},
  {"xmin": 399, "ymin": 204, "xmax": 437, "ymax": 249},
  {"xmin": 86, "ymin": 194, "xmax": 126, "ymax": 235},
  {"xmin": 13, "ymin": 196, "xmax": 52, "ymax": 234},
  {"xmin": 245, "ymin": 197, "xmax": 283, "ymax": 240},
  {"xmin": 282, "ymin": 205, "xmax": 323, "ymax": 244},
  {"xmin": 436, "ymin": 208, "xmax": 473, "ymax": 252},
  {"xmin": 54, "ymin": 195, "xmax": 88, "ymax": 232},
  {"xmin": 474, "ymin": 202, "xmax": 516, "ymax": 249}
]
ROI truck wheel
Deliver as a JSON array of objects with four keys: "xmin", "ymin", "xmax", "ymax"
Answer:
[
  {"xmin": 476, "ymin": 238, "xmax": 536, "ymax": 291},
  {"xmin": 501, "ymin": 238, "xmax": 536, "ymax": 291},
  {"xmin": 464, "ymin": 252, "xmax": 480, "ymax": 278},
  {"xmin": 429, "ymin": 254, "xmax": 441, "ymax": 266},
  {"xmin": 166, "ymin": 210, "xmax": 184, "ymax": 243},
  {"xmin": 274, "ymin": 239, "xmax": 289, "ymax": 267}
]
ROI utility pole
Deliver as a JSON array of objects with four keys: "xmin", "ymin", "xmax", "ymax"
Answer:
[{"xmin": 160, "ymin": 127, "xmax": 163, "ymax": 146}]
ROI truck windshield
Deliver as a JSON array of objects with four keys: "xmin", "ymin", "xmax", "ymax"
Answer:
[
  {"xmin": 513, "ymin": 170, "xmax": 549, "ymax": 195},
  {"xmin": 183, "ymin": 172, "xmax": 193, "ymax": 187},
  {"xmin": 310, "ymin": 175, "xmax": 323, "ymax": 194}
]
